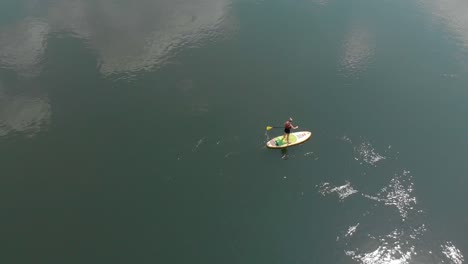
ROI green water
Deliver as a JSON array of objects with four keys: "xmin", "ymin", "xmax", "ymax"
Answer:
[{"xmin": 1, "ymin": 0, "xmax": 467, "ymax": 263}]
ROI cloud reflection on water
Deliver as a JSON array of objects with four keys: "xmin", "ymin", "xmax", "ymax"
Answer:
[
  {"xmin": 45, "ymin": 0, "xmax": 234, "ymax": 76},
  {"xmin": 340, "ymin": 22, "xmax": 375, "ymax": 78},
  {"xmin": 0, "ymin": 0, "xmax": 235, "ymax": 136}
]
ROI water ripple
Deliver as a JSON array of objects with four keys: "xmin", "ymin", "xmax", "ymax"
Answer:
[
  {"xmin": 339, "ymin": 22, "xmax": 375, "ymax": 78},
  {"xmin": 0, "ymin": 89, "xmax": 51, "ymax": 137},
  {"xmin": 1, "ymin": 0, "xmax": 236, "ymax": 80},
  {"xmin": 363, "ymin": 170, "xmax": 417, "ymax": 221},
  {"xmin": 317, "ymin": 181, "xmax": 358, "ymax": 201},
  {"xmin": 442, "ymin": 242, "xmax": 464, "ymax": 264},
  {"xmin": 192, "ymin": 137, "xmax": 206, "ymax": 152},
  {"xmin": 345, "ymin": 223, "xmax": 359, "ymax": 238},
  {"xmin": 328, "ymin": 138, "xmax": 465, "ymax": 264},
  {"xmin": 419, "ymin": 0, "xmax": 468, "ymax": 54},
  {"xmin": 354, "ymin": 140, "xmax": 386, "ymax": 167},
  {"xmin": 0, "ymin": 18, "xmax": 48, "ymax": 77}
]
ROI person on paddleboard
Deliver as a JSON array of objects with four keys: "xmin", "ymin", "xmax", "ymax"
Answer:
[{"xmin": 282, "ymin": 117, "xmax": 298, "ymax": 144}]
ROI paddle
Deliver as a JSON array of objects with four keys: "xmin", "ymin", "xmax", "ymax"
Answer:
[{"xmin": 266, "ymin": 126, "xmax": 282, "ymax": 131}]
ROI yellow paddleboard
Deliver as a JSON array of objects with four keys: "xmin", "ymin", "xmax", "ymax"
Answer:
[{"xmin": 266, "ymin": 131, "xmax": 312, "ymax": 149}]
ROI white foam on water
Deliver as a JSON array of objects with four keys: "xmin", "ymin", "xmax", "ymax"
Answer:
[
  {"xmin": 354, "ymin": 141, "xmax": 386, "ymax": 166},
  {"xmin": 347, "ymin": 228, "xmax": 422, "ymax": 264},
  {"xmin": 346, "ymin": 225, "xmax": 461, "ymax": 264},
  {"xmin": 362, "ymin": 170, "xmax": 416, "ymax": 221},
  {"xmin": 330, "ymin": 171, "xmax": 462, "ymax": 264},
  {"xmin": 352, "ymin": 245, "xmax": 414, "ymax": 264},
  {"xmin": 442, "ymin": 242, "xmax": 464, "ymax": 264},
  {"xmin": 264, "ymin": 130, "xmax": 271, "ymax": 143},
  {"xmin": 314, "ymin": 0, "xmax": 331, "ymax": 6},
  {"xmin": 346, "ymin": 223, "xmax": 360, "ymax": 237},
  {"xmin": 192, "ymin": 137, "xmax": 206, "ymax": 152},
  {"xmin": 318, "ymin": 181, "xmax": 358, "ymax": 201},
  {"xmin": 383, "ymin": 175, "xmax": 416, "ymax": 221},
  {"xmin": 409, "ymin": 224, "xmax": 427, "ymax": 240},
  {"xmin": 441, "ymin": 73, "xmax": 457, "ymax": 78},
  {"xmin": 344, "ymin": 225, "xmax": 464, "ymax": 264},
  {"xmin": 332, "ymin": 138, "xmax": 464, "ymax": 264},
  {"xmin": 303, "ymin": 152, "xmax": 319, "ymax": 160},
  {"xmin": 340, "ymin": 135, "xmax": 353, "ymax": 144}
]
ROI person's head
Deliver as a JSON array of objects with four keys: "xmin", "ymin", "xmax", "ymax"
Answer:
[{"xmin": 289, "ymin": 117, "xmax": 293, "ymax": 122}]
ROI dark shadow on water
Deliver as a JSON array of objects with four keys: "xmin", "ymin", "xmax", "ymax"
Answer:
[{"xmin": 281, "ymin": 148, "xmax": 288, "ymax": 160}]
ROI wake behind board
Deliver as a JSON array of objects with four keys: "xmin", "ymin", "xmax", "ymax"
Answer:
[{"xmin": 266, "ymin": 131, "xmax": 312, "ymax": 149}]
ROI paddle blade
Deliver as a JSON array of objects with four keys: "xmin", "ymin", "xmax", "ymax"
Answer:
[{"xmin": 266, "ymin": 126, "xmax": 273, "ymax": 130}]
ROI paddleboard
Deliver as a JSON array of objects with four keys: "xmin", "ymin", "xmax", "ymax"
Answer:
[{"xmin": 266, "ymin": 131, "xmax": 312, "ymax": 149}]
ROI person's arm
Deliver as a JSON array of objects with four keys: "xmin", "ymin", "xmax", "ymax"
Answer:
[{"xmin": 293, "ymin": 125, "xmax": 299, "ymax": 129}]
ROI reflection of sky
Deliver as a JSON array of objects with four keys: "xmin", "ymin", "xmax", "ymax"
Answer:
[
  {"xmin": 45, "ymin": 0, "xmax": 232, "ymax": 76},
  {"xmin": 0, "ymin": 18, "xmax": 49, "ymax": 77},
  {"xmin": 340, "ymin": 23, "xmax": 375, "ymax": 78},
  {"xmin": 420, "ymin": 0, "xmax": 468, "ymax": 51},
  {"xmin": 0, "ymin": 18, "xmax": 51, "ymax": 137},
  {"xmin": 311, "ymin": 0, "xmax": 331, "ymax": 6},
  {"xmin": 0, "ymin": 0, "xmax": 233, "ymax": 136},
  {"xmin": 0, "ymin": 87, "xmax": 51, "ymax": 137},
  {"xmin": 1, "ymin": 0, "xmax": 232, "ymax": 76}
]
